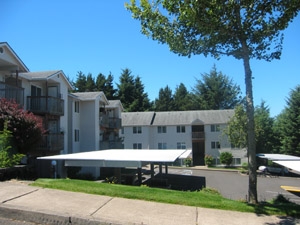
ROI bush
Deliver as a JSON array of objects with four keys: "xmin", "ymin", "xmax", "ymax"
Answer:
[
  {"xmin": 220, "ymin": 152, "xmax": 233, "ymax": 166},
  {"xmin": 204, "ymin": 155, "xmax": 214, "ymax": 167},
  {"xmin": 184, "ymin": 157, "xmax": 192, "ymax": 167}
]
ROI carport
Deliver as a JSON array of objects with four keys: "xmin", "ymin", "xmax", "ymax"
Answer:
[{"xmin": 38, "ymin": 149, "xmax": 192, "ymax": 185}]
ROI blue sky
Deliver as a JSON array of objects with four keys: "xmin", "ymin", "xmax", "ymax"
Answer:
[{"xmin": 2, "ymin": 1, "xmax": 300, "ymax": 117}]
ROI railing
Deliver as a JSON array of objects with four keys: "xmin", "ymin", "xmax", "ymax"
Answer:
[
  {"xmin": 27, "ymin": 96, "xmax": 64, "ymax": 115},
  {"xmin": 37, "ymin": 134, "xmax": 64, "ymax": 152},
  {"xmin": 100, "ymin": 140, "xmax": 124, "ymax": 150},
  {"xmin": 100, "ymin": 115, "xmax": 121, "ymax": 129},
  {"xmin": 0, "ymin": 84, "xmax": 24, "ymax": 105},
  {"xmin": 192, "ymin": 132, "xmax": 205, "ymax": 140}
]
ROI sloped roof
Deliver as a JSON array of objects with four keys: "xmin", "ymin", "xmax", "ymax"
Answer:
[
  {"xmin": 72, "ymin": 91, "xmax": 109, "ymax": 104},
  {"xmin": 19, "ymin": 70, "xmax": 61, "ymax": 80},
  {"xmin": 18, "ymin": 70, "xmax": 74, "ymax": 90},
  {"xmin": 122, "ymin": 111, "xmax": 155, "ymax": 126},
  {"xmin": 152, "ymin": 110, "xmax": 234, "ymax": 125},
  {"xmin": 107, "ymin": 100, "xmax": 124, "ymax": 111},
  {"xmin": 122, "ymin": 110, "xmax": 234, "ymax": 126}
]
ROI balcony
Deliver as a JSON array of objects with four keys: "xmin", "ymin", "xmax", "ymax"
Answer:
[
  {"xmin": 27, "ymin": 96, "xmax": 64, "ymax": 115},
  {"xmin": 36, "ymin": 134, "xmax": 64, "ymax": 153},
  {"xmin": 100, "ymin": 115, "xmax": 121, "ymax": 129},
  {"xmin": 100, "ymin": 139, "xmax": 124, "ymax": 150},
  {"xmin": 192, "ymin": 132, "xmax": 205, "ymax": 140},
  {"xmin": 0, "ymin": 83, "xmax": 24, "ymax": 105}
]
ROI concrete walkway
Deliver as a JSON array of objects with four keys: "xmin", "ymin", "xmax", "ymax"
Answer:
[{"xmin": 0, "ymin": 180, "xmax": 299, "ymax": 225}]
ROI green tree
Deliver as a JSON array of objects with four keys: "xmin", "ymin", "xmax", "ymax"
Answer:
[
  {"xmin": 154, "ymin": 86, "xmax": 175, "ymax": 111},
  {"xmin": 255, "ymin": 101, "xmax": 275, "ymax": 154},
  {"xmin": 278, "ymin": 86, "xmax": 300, "ymax": 156},
  {"xmin": 95, "ymin": 72, "xmax": 117, "ymax": 99},
  {"xmin": 116, "ymin": 68, "xmax": 151, "ymax": 111},
  {"xmin": 192, "ymin": 66, "xmax": 243, "ymax": 110},
  {"xmin": 220, "ymin": 152, "xmax": 233, "ymax": 166},
  {"xmin": 0, "ymin": 121, "xmax": 24, "ymax": 168},
  {"xmin": 126, "ymin": 0, "xmax": 300, "ymax": 203},
  {"xmin": 85, "ymin": 73, "xmax": 96, "ymax": 91},
  {"xmin": 74, "ymin": 71, "xmax": 87, "ymax": 92},
  {"xmin": 173, "ymin": 83, "xmax": 194, "ymax": 111}
]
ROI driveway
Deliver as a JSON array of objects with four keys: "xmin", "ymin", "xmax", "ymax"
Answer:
[{"xmin": 167, "ymin": 168, "xmax": 300, "ymax": 203}]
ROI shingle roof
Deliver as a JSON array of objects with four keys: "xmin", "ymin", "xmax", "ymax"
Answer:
[
  {"xmin": 72, "ymin": 92, "xmax": 106, "ymax": 101},
  {"xmin": 122, "ymin": 110, "xmax": 234, "ymax": 126},
  {"xmin": 19, "ymin": 70, "xmax": 61, "ymax": 80},
  {"xmin": 121, "ymin": 112, "xmax": 155, "ymax": 126}
]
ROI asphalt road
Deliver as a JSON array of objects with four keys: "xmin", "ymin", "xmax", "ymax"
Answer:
[{"xmin": 167, "ymin": 168, "xmax": 300, "ymax": 203}]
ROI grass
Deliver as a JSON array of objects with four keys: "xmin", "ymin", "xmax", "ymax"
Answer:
[{"xmin": 31, "ymin": 178, "xmax": 300, "ymax": 218}]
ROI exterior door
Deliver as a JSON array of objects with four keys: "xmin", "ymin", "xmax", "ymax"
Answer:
[{"xmin": 192, "ymin": 141, "xmax": 205, "ymax": 166}]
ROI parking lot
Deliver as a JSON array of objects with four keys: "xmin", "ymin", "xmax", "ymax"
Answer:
[{"xmin": 166, "ymin": 168, "xmax": 300, "ymax": 203}]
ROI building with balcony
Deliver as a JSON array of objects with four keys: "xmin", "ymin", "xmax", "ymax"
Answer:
[
  {"xmin": 0, "ymin": 42, "xmax": 124, "ymax": 179},
  {"xmin": 121, "ymin": 110, "xmax": 247, "ymax": 166}
]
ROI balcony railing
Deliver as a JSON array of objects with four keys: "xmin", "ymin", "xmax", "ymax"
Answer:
[
  {"xmin": 27, "ymin": 96, "xmax": 64, "ymax": 115},
  {"xmin": 192, "ymin": 132, "xmax": 205, "ymax": 140},
  {"xmin": 36, "ymin": 134, "xmax": 64, "ymax": 152},
  {"xmin": 0, "ymin": 84, "xmax": 24, "ymax": 105},
  {"xmin": 100, "ymin": 115, "xmax": 121, "ymax": 129},
  {"xmin": 100, "ymin": 140, "xmax": 124, "ymax": 150}
]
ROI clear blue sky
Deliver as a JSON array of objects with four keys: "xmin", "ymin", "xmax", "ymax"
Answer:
[{"xmin": 2, "ymin": 1, "xmax": 300, "ymax": 117}]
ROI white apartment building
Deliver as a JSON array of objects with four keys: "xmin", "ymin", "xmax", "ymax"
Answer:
[
  {"xmin": 121, "ymin": 111, "xmax": 247, "ymax": 166},
  {"xmin": 0, "ymin": 42, "xmax": 123, "ymax": 177}
]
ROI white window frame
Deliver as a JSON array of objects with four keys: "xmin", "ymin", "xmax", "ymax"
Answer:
[
  {"xmin": 211, "ymin": 124, "xmax": 220, "ymax": 132},
  {"xmin": 211, "ymin": 141, "xmax": 220, "ymax": 149},
  {"xmin": 158, "ymin": 126, "xmax": 167, "ymax": 133},
  {"xmin": 158, "ymin": 142, "xmax": 167, "ymax": 149},
  {"xmin": 133, "ymin": 143, "xmax": 142, "ymax": 149},
  {"xmin": 177, "ymin": 142, "xmax": 186, "ymax": 149},
  {"xmin": 75, "ymin": 101, "xmax": 80, "ymax": 113},
  {"xmin": 74, "ymin": 129, "xmax": 80, "ymax": 142},
  {"xmin": 133, "ymin": 126, "xmax": 142, "ymax": 134},
  {"xmin": 176, "ymin": 125, "xmax": 185, "ymax": 133}
]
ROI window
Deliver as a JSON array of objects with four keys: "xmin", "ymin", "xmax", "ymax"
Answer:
[
  {"xmin": 133, "ymin": 143, "xmax": 142, "ymax": 149},
  {"xmin": 158, "ymin": 126, "xmax": 166, "ymax": 133},
  {"xmin": 211, "ymin": 141, "xmax": 220, "ymax": 149},
  {"xmin": 177, "ymin": 142, "xmax": 186, "ymax": 149},
  {"xmin": 232, "ymin": 158, "xmax": 241, "ymax": 165},
  {"xmin": 158, "ymin": 142, "xmax": 167, "ymax": 149},
  {"xmin": 177, "ymin": 126, "xmax": 185, "ymax": 133},
  {"xmin": 133, "ymin": 126, "xmax": 142, "ymax": 134},
  {"xmin": 75, "ymin": 101, "xmax": 80, "ymax": 113},
  {"xmin": 211, "ymin": 125, "xmax": 220, "ymax": 132},
  {"xmin": 74, "ymin": 129, "xmax": 80, "ymax": 142}
]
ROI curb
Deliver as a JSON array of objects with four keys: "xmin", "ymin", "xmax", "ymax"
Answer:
[{"xmin": 0, "ymin": 206, "xmax": 121, "ymax": 225}]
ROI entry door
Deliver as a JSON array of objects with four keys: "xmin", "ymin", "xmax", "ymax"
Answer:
[{"xmin": 192, "ymin": 141, "xmax": 205, "ymax": 166}]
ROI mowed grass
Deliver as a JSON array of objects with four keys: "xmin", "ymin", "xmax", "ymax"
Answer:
[{"xmin": 31, "ymin": 178, "xmax": 300, "ymax": 217}]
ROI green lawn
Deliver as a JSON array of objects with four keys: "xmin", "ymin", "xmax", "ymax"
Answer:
[{"xmin": 31, "ymin": 178, "xmax": 300, "ymax": 217}]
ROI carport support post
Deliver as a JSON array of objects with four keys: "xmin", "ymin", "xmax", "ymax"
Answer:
[
  {"xmin": 159, "ymin": 163, "xmax": 162, "ymax": 174},
  {"xmin": 165, "ymin": 163, "xmax": 168, "ymax": 174},
  {"xmin": 151, "ymin": 163, "xmax": 154, "ymax": 178},
  {"xmin": 137, "ymin": 167, "xmax": 142, "ymax": 185}
]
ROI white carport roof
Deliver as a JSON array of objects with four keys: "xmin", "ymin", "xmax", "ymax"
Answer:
[
  {"xmin": 38, "ymin": 149, "xmax": 192, "ymax": 168},
  {"xmin": 257, "ymin": 154, "xmax": 300, "ymax": 161}
]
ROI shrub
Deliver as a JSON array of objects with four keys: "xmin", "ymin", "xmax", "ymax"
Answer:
[
  {"xmin": 184, "ymin": 157, "xmax": 192, "ymax": 167},
  {"xmin": 0, "ymin": 98, "xmax": 45, "ymax": 154},
  {"xmin": 204, "ymin": 155, "xmax": 214, "ymax": 167},
  {"xmin": 0, "ymin": 121, "xmax": 24, "ymax": 168},
  {"xmin": 220, "ymin": 152, "xmax": 233, "ymax": 166}
]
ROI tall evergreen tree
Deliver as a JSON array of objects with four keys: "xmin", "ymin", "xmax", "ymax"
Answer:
[
  {"xmin": 192, "ymin": 66, "xmax": 243, "ymax": 110},
  {"xmin": 116, "ymin": 68, "xmax": 135, "ymax": 111},
  {"xmin": 173, "ymin": 83, "xmax": 194, "ymax": 111},
  {"xmin": 95, "ymin": 72, "xmax": 117, "ymax": 99},
  {"xmin": 85, "ymin": 73, "xmax": 96, "ymax": 92},
  {"xmin": 278, "ymin": 86, "xmax": 300, "ymax": 156},
  {"xmin": 254, "ymin": 101, "xmax": 275, "ymax": 154},
  {"xmin": 154, "ymin": 86, "xmax": 175, "ymax": 111},
  {"xmin": 74, "ymin": 71, "xmax": 87, "ymax": 92},
  {"xmin": 129, "ymin": 76, "xmax": 151, "ymax": 112}
]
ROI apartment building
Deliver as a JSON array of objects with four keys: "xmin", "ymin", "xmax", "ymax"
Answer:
[
  {"xmin": 121, "ymin": 111, "xmax": 247, "ymax": 166},
  {"xmin": 0, "ymin": 42, "xmax": 123, "ymax": 177}
]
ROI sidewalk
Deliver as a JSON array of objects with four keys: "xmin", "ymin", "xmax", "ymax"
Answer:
[{"xmin": 0, "ymin": 180, "xmax": 299, "ymax": 225}]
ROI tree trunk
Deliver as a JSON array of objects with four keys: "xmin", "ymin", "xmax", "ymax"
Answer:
[{"xmin": 242, "ymin": 54, "xmax": 258, "ymax": 204}]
